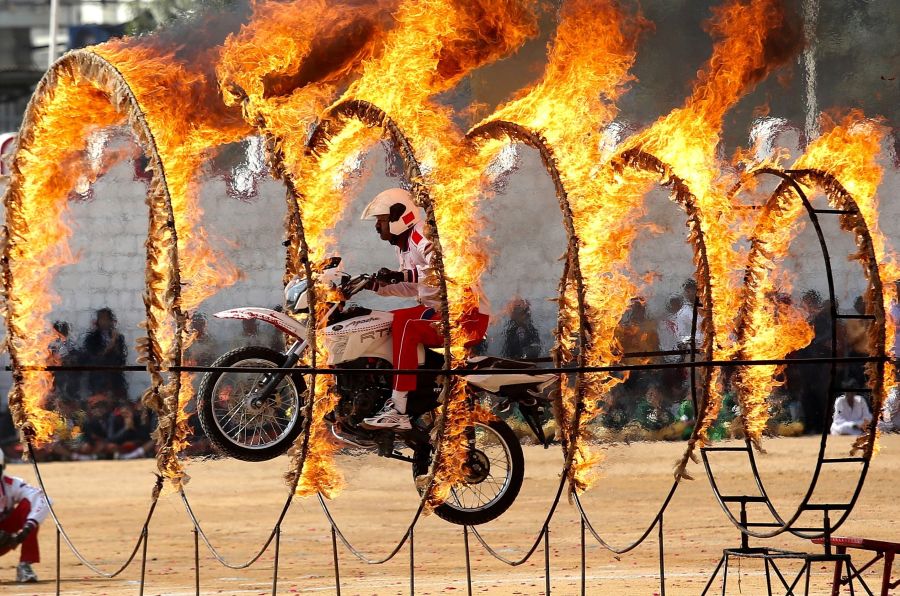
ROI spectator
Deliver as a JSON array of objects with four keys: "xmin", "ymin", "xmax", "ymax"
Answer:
[
  {"xmin": 76, "ymin": 393, "xmax": 116, "ymax": 459},
  {"xmin": 49, "ymin": 320, "xmax": 80, "ymax": 402},
  {"xmin": 842, "ymin": 296, "xmax": 870, "ymax": 387},
  {"xmin": 108, "ymin": 401, "xmax": 155, "ymax": 460},
  {"xmin": 659, "ymin": 294, "xmax": 689, "ymax": 408},
  {"xmin": 184, "ymin": 312, "xmax": 218, "ymax": 366},
  {"xmin": 501, "ymin": 298, "xmax": 542, "ymax": 360},
  {"xmin": 879, "ymin": 386, "xmax": 900, "ymax": 433},
  {"xmin": 612, "ymin": 298, "xmax": 660, "ymax": 414},
  {"xmin": 615, "ymin": 298, "xmax": 659, "ymax": 357},
  {"xmin": 81, "ymin": 308, "xmax": 128, "ymax": 401},
  {"xmin": 674, "ymin": 279, "xmax": 703, "ymax": 346},
  {"xmin": 238, "ymin": 318, "xmax": 263, "ymax": 348},
  {"xmin": 830, "ymin": 393, "xmax": 872, "ymax": 436},
  {"xmin": 657, "ymin": 295, "xmax": 683, "ymax": 362},
  {"xmin": 787, "ymin": 290, "xmax": 831, "ymax": 434}
]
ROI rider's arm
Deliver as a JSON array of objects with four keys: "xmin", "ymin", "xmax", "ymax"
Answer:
[
  {"xmin": 4, "ymin": 476, "xmax": 49, "ymax": 525},
  {"xmin": 375, "ymin": 280, "xmax": 419, "ymax": 298}
]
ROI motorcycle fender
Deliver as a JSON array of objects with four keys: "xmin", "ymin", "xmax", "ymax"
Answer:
[{"xmin": 213, "ymin": 307, "xmax": 307, "ymax": 340}]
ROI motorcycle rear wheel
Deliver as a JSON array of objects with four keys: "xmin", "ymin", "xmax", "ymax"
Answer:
[
  {"xmin": 413, "ymin": 417, "xmax": 524, "ymax": 526},
  {"xmin": 197, "ymin": 346, "xmax": 306, "ymax": 462}
]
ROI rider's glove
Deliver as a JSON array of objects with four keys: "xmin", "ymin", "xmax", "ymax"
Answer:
[
  {"xmin": 374, "ymin": 268, "xmax": 406, "ymax": 285},
  {"xmin": 14, "ymin": 520, "xmax": 36, "ymax": 545}
]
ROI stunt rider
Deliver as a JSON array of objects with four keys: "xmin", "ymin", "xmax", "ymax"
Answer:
[
  {"xmin": 359, "ymin": 188, "xmax": 488, "ymax": 431},
  {"xmin": 0, "ymin": 450, "xmax": 49, "ymax": 583}
]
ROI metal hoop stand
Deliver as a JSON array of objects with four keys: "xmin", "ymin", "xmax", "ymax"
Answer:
[{"xmin": 700, "ymin": 168, "xmax": 886, "ymax": 595}]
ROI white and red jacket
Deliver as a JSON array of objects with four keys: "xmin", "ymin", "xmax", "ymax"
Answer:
[
  {"xmin": 0, "ymin": 474, "xmax": 49, "ymax": 525},
  {"xmin": 375, "ymin": 221, "xmax": 441, "ymax": 310}
]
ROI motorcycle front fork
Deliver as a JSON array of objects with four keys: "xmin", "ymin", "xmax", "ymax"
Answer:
[{"xmin": 250, "ymin": 341, "xmax": 303, "ymax": 407}]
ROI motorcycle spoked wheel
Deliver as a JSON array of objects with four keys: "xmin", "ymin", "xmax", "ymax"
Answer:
[
  {"xmin": 197, "ymin": 346, "xmax": 307, "ymax": 462},
  {"xmin": 413, "ymin": 417, "xmax": 524, "ymax": 526}
]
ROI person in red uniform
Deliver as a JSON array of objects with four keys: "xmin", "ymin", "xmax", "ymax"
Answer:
[
  {"xmin": 0, "ymin": 450, "xmax": 49, "ymax": 582},
  {"xmin": 359, "ymin": 188, "xmax": 488, "ymax": 430}
]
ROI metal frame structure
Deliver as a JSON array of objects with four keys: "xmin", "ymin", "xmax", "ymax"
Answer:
[{"xmin": 700, "ymin": 168, "xmax": 886, "ymax": 595}]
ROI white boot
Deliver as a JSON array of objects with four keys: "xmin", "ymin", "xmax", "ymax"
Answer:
[
  {"xmin": 362, "ymin": 393, "xmax": 411, "ymax": 431},
  {"xmin": 17, "ymin": 562, "xmax": 38, "ymax": 583}
]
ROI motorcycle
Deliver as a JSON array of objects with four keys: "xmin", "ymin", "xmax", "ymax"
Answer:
[{"xmin": 196, "ymin": 257, "xmax": 558, "ymax": 525}]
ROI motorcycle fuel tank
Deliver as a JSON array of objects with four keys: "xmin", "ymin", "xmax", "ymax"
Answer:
[{"xmin": 324, "ymin": 310, "xmax": 393, "ymax": 365}]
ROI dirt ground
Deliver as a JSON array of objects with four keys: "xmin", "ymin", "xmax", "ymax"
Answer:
[{"xmin": 1, "ymin": 434, "xmax": 898, "ymax": 595}]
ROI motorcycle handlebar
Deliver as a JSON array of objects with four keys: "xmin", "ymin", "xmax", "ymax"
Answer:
[{"xmin": 343, "ymin": 274, "xmax": 372, "ymax": 298}]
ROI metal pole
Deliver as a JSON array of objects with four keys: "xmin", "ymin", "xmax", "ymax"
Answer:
[
  {"xmin": 544, "ymin": 525, "xmax": 551, "ymax": 595},
  {"xmin": 56, "ymin": 525, "xmax": 61, "ymax": 595},
  {"xmin": 47, "ymin": 0, "xmax": 59, "ymax": 67},
  {"xmin": 194, "ymin": 528, "xmax": 200, "ymax": 596},
  {"xmin": 331, "ymin": 526, "xmax": 341, "ymax": 596},
  {"xmin": 580, "ymin": 517, "xmax": 586, "ymax": 596},
  {"xmin": 139, "ymin": 527, "xmax": 148, "ymax": 596},
  {"xmin": 272, "ymin": 525, "xmax": 281, "ymax": 596},
  {"xmin": 658, "ymin": 514, "xmax": 666, "ymax": 596},
  {"xmin": 409, "ymin": 528, "xmax": 415, "ymax": 596},
  {"xmin": 463, "ymin": 526, "xmax": 473, "ymax": 596}
]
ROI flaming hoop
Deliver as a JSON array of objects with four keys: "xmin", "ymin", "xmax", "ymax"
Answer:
[
  {"xmin": 273, "ymin": 98, "xmax": 460, "ymax": 560},
  {"xmin": 464, "ymin": 119, "xmax": 587, "ymax": 561},
  {"xmin": 1, "ymin": 49, "xmax": 185, "ymax": 477}
]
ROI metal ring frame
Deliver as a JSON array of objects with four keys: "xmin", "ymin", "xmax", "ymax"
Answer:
[
  {"xmin": 701, "ymin": 167, "xmax": 886, "ymax": 542},
  {"xmin": 4, "ymin": 84, "xmax": 891, "ymax": 591}
]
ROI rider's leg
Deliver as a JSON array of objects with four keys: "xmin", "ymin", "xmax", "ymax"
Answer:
[
  {"xmin": 363, "ymin": 307, "xmax": 441, "ymax": 430},
  {"xmin": 392, "ymin": 314, "xmax": 443, "ymax": 405}
]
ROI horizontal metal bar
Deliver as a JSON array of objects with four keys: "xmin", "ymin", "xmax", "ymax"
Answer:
[
  {"xmin": 820, "ymin": 457, "xmax": 866, "ymax": 464},
  {"xmin": 801, "ymin": 504, "xmax": 852, "ymax": 511},
  {"xmin": 8, "ymin": 354, "xmax": 890, "ymax": 377},
  {"xmin": 744, "ymin": 522, "xmax": 783, "ymax": 528},
  {"xmin": 719, "ymin": 496, "xmax": 769, "ymax": 503},
  {"xmin": 701, "ymin": 446, "xmax": 751, "ymax": 453},
  {"xmin": 835, "ymin": 313, "xmax": 875, "ymax": 320},
  {"xmin": 810, "ymin": 208, "xmax": 855, "ymax": 215}
]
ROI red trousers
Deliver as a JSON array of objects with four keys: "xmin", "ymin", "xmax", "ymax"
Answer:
[
  {"xmin": 391, "ymin": 305, "xmax": 489, "ymax": 391},
  {"xmin": 0, "ymin": 500, "xmax": 40, "ymax": 563}
]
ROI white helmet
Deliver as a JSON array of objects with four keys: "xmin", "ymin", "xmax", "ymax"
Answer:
[
  {"xmin": 361, "ymin": 188, "xmax": 422, "ymax": 236},
  {"xmin": 0, "ymin": 449, "xmax": 5, "ymax": 476}
]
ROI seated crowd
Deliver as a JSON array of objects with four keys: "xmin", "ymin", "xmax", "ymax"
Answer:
[{"xmin": 1, "ymin": 287, "xmax": 899, "ymax": 463}]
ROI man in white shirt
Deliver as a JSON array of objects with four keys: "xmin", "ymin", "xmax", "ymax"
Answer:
[
  {"xmin": 674, "ymin": 279, "xmax": 703, "ymax": 347},
  {"xmin": 830, "ymin": 393, "xmax": 872, "ymax": 436}
]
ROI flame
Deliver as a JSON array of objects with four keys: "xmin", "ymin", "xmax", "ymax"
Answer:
[
  {"xmin": 2, "ymin": 71, "xmax": 125, "ymax": 443},
  {"xmin": 91, "ymin": 35, "xmax": 247, "ymax": 314},
  {"xmin": 214, "ymin": 1, "xmax": 401, "ymax": 496},
  {"xmin": 469, "ymin": 0, "xmax": 647, "ymax": 493},
  {"xmin": 593, "ymin": 0, "xmax": 802, "ymax": 478},
  {"xmin": 289, "ymin": 0, "xmax": 538, "ymax": 503},
  {"xmin": 734, "ymin": 112, "xmax": 894, "ymax": 448}
]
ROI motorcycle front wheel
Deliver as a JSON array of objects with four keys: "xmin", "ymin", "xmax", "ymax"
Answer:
[
  {"xmin": 197, "ymin": 346, "xmax": 306, "ymax": 462},
  {"xmin": 413, "ymin": 417, "xmax": 524, "ymax": 526}
]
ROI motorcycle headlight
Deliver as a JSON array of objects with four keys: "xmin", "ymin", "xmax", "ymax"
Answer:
[{"xmin": 284, "ymin": 277, "xmax": 308, "ymax": 308}]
